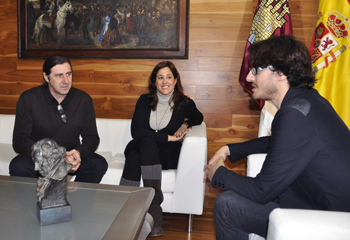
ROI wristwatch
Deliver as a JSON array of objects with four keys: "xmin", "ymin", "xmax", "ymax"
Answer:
[{"xmin": 183, "ymin": 122, "xmax": 189, "ymax": 128}]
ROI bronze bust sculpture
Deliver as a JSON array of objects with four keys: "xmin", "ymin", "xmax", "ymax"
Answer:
[{"xmin": 31, "ymin": 138, "xmax": 72, "ymax": 224}]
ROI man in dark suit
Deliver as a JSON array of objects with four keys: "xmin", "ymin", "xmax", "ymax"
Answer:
[{"xmin": 204, "ymin": 35, "xmax": 350, "ymax": 240}]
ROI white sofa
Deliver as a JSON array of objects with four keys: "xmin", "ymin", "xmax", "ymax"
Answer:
[
  {"xmin": 0, "ymin": 114, "xmax": 207, "ymax": 236},
  {"xmin": 247, "ymin": 108, "xmax": 350, "ymax": 240}
]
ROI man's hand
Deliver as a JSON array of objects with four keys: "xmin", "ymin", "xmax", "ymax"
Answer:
[
  {"xmin": 204, "ymin": 157, "xmax": 225, "ymax": 181},
  {"xmin": 65, "ymin": 149, "xmax": 81, "ymax": 172},
  {"xmin": 204, "ymin": 146, "xmax": 230, "ymax": 181}
]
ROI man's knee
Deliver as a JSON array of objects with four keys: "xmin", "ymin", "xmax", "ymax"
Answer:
[
  {"xmin": 215, "ymin": 191, "xmax": 234, "ymax": 212},
  {"xmin": 9, "ymin": 154, "xmax": 38, "ymax": 178},
  {"xmin": 215, "ymin": 190, "xmax": 248, "ymax": 215},
  {"xmin": 90, "ymin": 153, "xmax": 108, "ymax": 174}
]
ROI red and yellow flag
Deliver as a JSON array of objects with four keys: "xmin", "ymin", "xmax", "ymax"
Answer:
[
  {"xmin": 309, "ymin": 0, "xmax": 350, "ymax": 128},
  {"xmin": 239, "ymin": 0, "xmax": 293, "ymax": 108},
  {"xmin": 310, "ymin": 0, "xmax": 350, "ymax": 128}
]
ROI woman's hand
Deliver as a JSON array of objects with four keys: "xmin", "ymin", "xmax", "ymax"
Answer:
[
  {"xmin": 168, "ymin": 127, "xmax": 191, "ymax": 142},
  {"xmin": 174, "ymin": 123, "xmax": 189, "ymax": 137}
]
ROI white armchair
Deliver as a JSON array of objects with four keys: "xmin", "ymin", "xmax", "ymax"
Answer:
[
  {"xmin": 95, "ymin": 119, "xmax": 208, "ymax": 232},
  {"xmin": 267, "ymin": 208, "xmax": 350, "ymax": 240},
  {"xmin": 247, "ymin": 106, "xmax": 350, "ymax": 240}
]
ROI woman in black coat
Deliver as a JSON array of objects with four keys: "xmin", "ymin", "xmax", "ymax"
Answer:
[{"xmin": 120, "ymin": 61, "xmax": 203, "ymax": 237}]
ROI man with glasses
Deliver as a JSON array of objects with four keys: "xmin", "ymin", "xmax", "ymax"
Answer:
[
  {"xmin": 10, "ymin": 54, "xmax": 108, "ymax": 184},
  {"xmin": 204, "ymin": 35, "xmax": 350, "ymax": 239}
]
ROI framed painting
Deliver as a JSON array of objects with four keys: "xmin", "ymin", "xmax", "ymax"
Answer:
[{"xmin": 18, "ymin": 0, "xmax": 189, "ymax": 59}]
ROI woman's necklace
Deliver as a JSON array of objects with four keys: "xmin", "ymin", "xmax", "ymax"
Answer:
[{"xmin": 155, "ymin": 104, "xmax": 170, "ymax": 132}]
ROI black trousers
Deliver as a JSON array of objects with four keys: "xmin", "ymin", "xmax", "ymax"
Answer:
[
  {"xmin": 121, "ymin": 135, "xmax": 181, "ymax": 182},
  {"xmin": 9, "ymin": 153, "xmax": 108, "ymax": 184},
  {"xmin": 214, "ymin": 190, "xmax": 280, "ymax": 240}
]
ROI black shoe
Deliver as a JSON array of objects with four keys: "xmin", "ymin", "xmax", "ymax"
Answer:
[{"xmin": 148, "ymin": 225, "xmax": 164, "ymax": 238}]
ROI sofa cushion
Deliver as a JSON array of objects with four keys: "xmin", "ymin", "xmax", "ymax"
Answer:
[{"xmin": 0, "ymin": 143, "xmax": 17, "ymax": 176}]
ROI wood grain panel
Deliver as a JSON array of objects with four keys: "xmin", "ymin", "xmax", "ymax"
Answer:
[
  {"xmin": 198, "ymin": 57, "xmax": 243, "ymax": 72},
  {"xmin": 189, "ymin": 41, "xmax": 247, "ymax": 58},
  {"xmin": 195, "ymin": 99, "xmax": 260, "ymax": 115},
  {"xmin": 92, "ymin": 97, "xmax": 138, "ymax": 119},
  {"xmin": 0, "ymin": 95, "xmax": 19, "ymax": 110},
  {"xmin": 292, "ymin": 14, "xmax": 317, "ymax": 28},
  {"xmin": 0, "ymin": 82, "xmax": 40, "ymax": 95},
  {"xmin": 203, "ymin": 113, "xmax": 233, "ymax": 128},
  {"xmin": 190, "ymin": 27, "xmax": 251, "ymax": 42},
  {"xmin": 293, "ymin": 28, "xmax": 317, "ymax": 45},
  {"xmin": 196, "ymin": 85, "xmax": 233, "ymax": 100},
  {"xmin": 0, "ymin": 31, "xmax": 17, "ymax": 56},
  {"xmin": 0, "ymin": 57, "xmax": 17, "ymax": 70},
  {"xmin": 93, "ymin": 71, "xmax": 150, "ymax": 84},
  {"xmin": 74, "ymin": 83, "xmax": 147, "ymax": 97},
  {"xmin": 190, "ymin": 0, "xmax": 256, "ymax": 14},
  {"xmin": 0, "ymin": 69, "xmax": 42, "ymax": 82},
  {"xmin": 181, "ymin": 71, "xmax": 242, "ymax": 86},
  {"xmin": 232, "ymin": 114, "xmax": 260, "ymax": 131},
  {"xmin": 207, "ymin": 127, "xmax": 259, "ymax": 143},
  {"xmin": 191, "ymin": 14, "xmax": 254, "ymax": 28},
  {"xmin": 289, "ymin": 0, "xmax": 320, "ymax": 15}
]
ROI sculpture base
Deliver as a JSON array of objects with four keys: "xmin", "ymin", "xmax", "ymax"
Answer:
[{"xmin": 37, "ymin": 202, "xmax": 71, "ymax": 226}]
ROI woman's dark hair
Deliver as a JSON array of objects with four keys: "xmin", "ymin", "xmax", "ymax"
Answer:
[
  {"xmin": 42, "ymin": 54, "xmax": 72, "ymax": 85},
  {"xmin": 248, "ymin": 35, "xmax": 316, "ymax": 88},
  {"xmin": 147, "ymin": 61, "xmax": 188, "ymax": 110}
]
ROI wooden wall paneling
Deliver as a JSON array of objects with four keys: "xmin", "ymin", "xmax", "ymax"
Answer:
[
  {"xmin": 0, "ymin": 69, "xmax": 41, "ymax": 82},
  {"xmin": 189, "ymin": 41, "xmax": 248, "ymax": 58},
  {"xmin": 180, "ymin": 71, "xmax": 240, "ymax": 86},
  {"xmin": 0, "ymin": 82, "xmax": 41, "ymax": 95},
  {"xmin": 203, "ymin": 113, "xmax": 233, "ymax": 128},
  {"xmin": 196, "ymin": 85, "xmax": 233, "ymax": 100},
  {"xmin": 74, "ymin": 83, "xmax": 147, "ymax": 97},
  {"xmin": 190, "ymin": 0, "xmax": 256, "ymax": 13},
  {"xmin": 93, "ymin": 97, "xmax": 138, "ymax": 119},
  {"xmin": 189, "ymin": 27, "xmax": 251, "ymax": 42},
  {"xmin": 93, "ymin": 71, "xmax": 150, "ymax": 84},
  {"xmin": 191, "ymin": 13, "xmax": 254, "ymax": 28},
  {"xmin": 0, "ymin": 95, "xmax": 18, "ymax": 114}
]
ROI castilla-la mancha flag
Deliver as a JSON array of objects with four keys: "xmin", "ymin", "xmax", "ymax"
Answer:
[
  {"xmin": 309, "ymin": 0, "xmax": 350, "ymax": 129},
  {"xmin": 238, "ymin": 0, "xmax": 293, "ymax": 108}
]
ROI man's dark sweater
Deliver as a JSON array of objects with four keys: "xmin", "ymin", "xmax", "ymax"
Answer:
[{"xmin": 13, "ymin": 85, "xmax": 99, "ymax": 159}]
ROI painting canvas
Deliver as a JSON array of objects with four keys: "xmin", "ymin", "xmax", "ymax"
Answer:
[{"xmin": 18, "ymin": 0, "xmax": 189, "ymax": 59}]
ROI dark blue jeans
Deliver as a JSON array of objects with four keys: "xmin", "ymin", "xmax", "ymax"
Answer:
[
  {"xmin": 214, "ymin": 190, "xmax": 280, "ymax": 240},
  {"xmin": 9, "ymin": 153, "xmax": 108, "ymax": 184}
]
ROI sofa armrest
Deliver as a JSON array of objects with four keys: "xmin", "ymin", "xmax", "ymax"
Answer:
[
  {"xmin": 247, "ymin": 153, "xmax": 266, "ymax": 178},
  {"xmin": 267, "ymin": 208, "xmax": 350, "ymax": 240},
  {"xmin": 170, "ymin": 122, "xmax": 207, "ymax": 215}
]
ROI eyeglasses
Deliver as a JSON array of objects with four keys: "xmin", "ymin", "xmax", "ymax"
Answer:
[
  {"xmin": 57, "ymin": 105, "xmax": 67, "ymax": 123},
  {"xmin": 250, "ymin": 65, "xmax": 274, "ymax": 75}
]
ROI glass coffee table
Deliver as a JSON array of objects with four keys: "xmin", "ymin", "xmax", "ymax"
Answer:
[{"xmin": 0, "ymin": 175, "xmax": 154, "ymax": 240}]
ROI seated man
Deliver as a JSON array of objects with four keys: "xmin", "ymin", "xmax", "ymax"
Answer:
[
  {"xmin": 10, "ymin": 54, "xmax": 108, "ymax": 183},
  {"xmin": 205, "ymin": 35, "xmax": 350, "ymax": 240}
]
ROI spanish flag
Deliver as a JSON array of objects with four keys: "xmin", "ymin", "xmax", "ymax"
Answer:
[
  {"xmin": 239, "ymin": 0, "xmax": 293, "ymax": 108},
  {"xmin": 310, "ymin": 0, "xmax": 350, "ymax": 128}
]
